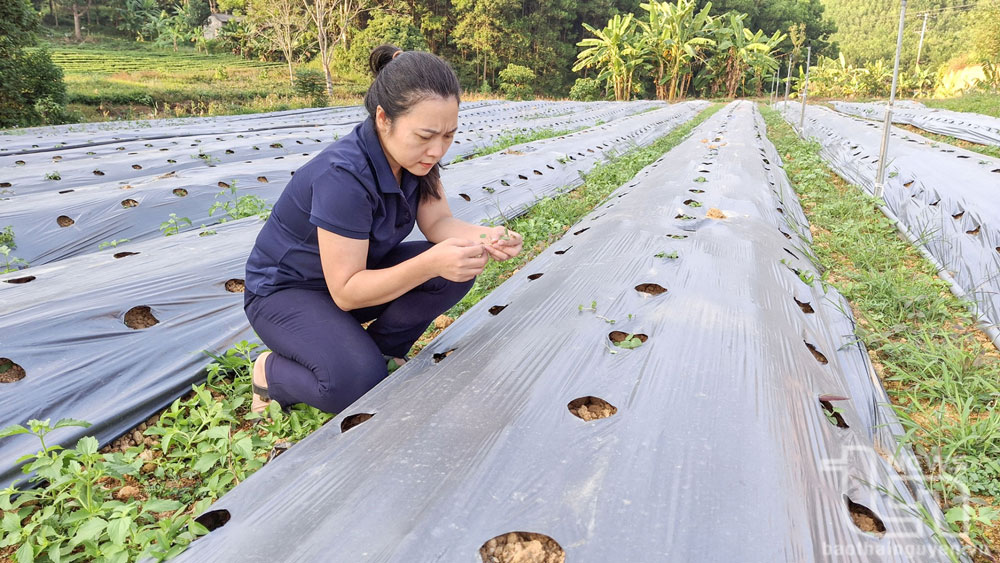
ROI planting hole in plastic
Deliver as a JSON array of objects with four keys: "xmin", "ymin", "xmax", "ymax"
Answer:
[
  {"xmin": 635, "ymin": 283, "xmax": 666, "ymax": 296},
  {"xmin": 121, "ymin": 199, "xmax": 138, "ymax": 208},
  {"xmin": 459, "ymin": 193, "xmax": 471, "ymax": 202},
  {"xmin": 173, "ymin": 188, "xmax": 188, "ymax": 197},
  {"xmin": 609, "ymin": 331, "xmax": 647, "ymax": 346},
  {"xmin": 194, "ymin": 509, "xmax": 230, "ymax": 532},
  {"xmin": 819, "ymin": 395, "xmax": 849, "ymax": 429},
  {"xmin": 567, "ymin": 396, "xmax": 618, "ymax": 421},
  {"xmin": 433, "ymin": 348, "xmax": 456, "ymax": 363},
  {"xmin": 527, "ymin": 273, "xmax": 543, "ymax": 281},
  {"xmin": 0, "ymin": 182, "xmax": 11, "ymax": 187},
  {"xmin": 225, "ymin": 279, "xmax": 245, "ymax": 293},
  {"xmin": 573, "ymin": 227, "xmax": 589, "ymax": 236},
  {"xmin": 903, "ymin": 181, "xmax": 914, "ymax": 188},
  {"xmin": 4, "ymin": 276, "xmax": 35, "ymax": 284},
  {"xmin": 689, "ymin": 189, "xmax": 705, "ymax": 194},
  {"xmin": 794, "ymin": 297, "xmax": 814, "ymax": 314},
  {"xmin": 218, "ymin": 181, "xmax": 230, "ymax": 189},
  {"xmin": 114, "ymin": 252, "xmax": 140, "ymax": 259},
  {"xmin": 93, "ymin": 170, "xmax": 105, "ymax": 176},
  {"xmin": 533, "ymin": 170, "xmax": 542, "ymax": 175},
  {"xmin": 846, "ymin": 498, "xmax": 886, "ymax": 537},
  {"xmin": 341, "ymin": 413, "xmax": 374, "ymax": 433},
  {"xmin": 124, "ymin": 306, "xmax": 159, "ymax": 329},
  {"xmin": 57, "ymin": 215, "xmax": 74, "ymax": 227},
  {"xmin": 59, "ymin": 189, "xmax": 74, "ymax": 194},
  {"xmin": 683, "ymin": 199, "xmax": 700, "ymax": 207},
  {"xmin": 952, "ymin": 211, "xmax": 964, "ymax": 220},
  {"xmin": 804, "ymin": 341, "xmax": 828, "ymax": 364},
  {"xmin": 488, "ymin": 304, "xmax": 507, "ymax": 315},
  {"xmin": 257, "ymin": 176, "xmax": 268, "ymax": 183},
  {"xmin": 132, "ymin": 164, "xmax": 142, "ymax": 170},
  {"xmin": 479, "ymin": 532, "xmax": 564, "ymax": 563},
  {"xmin": 518, "ymin": 174, "xmax": 527, "ymax": 180},
  {"xmin": 967, "ymin": 226, "xmax": 981, "ymax": 236},
  {"xmin": 554, "ymin": 247, "xmax": 571, "ymax": 255},
  {"xmin": 0, "ymin": 359, "xmax": 26, "ymax": 384}
]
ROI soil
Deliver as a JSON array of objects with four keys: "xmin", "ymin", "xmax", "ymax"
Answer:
[
  {"xmin": 173, "ymin": 188, "xmax": 188, "ymax": 197},
  {"xmin": 3, "ymin": 276, "xmax": 35, "ymax": 284},
  {"xmin": 340, "ymin": 413, "xmax": 373, "ymax": 433},
  {"xmin": 257, "ymin": 176, "xmax": 268, "ymax": 183},
  {"xmin": 225, "ymin": 279, "xmax": 245, "ymax": 293},
  {"xmin": 608, "ymin": 331, "xmax": 648, "ymax": 344},
  {"xmin": 102, "ymin": 414, "xmax": 160, "ymax": 453},
  {"xmin": 114, "ymin": 252, "xmax": 140, "ymax": 259},
  {"xmin": 56, "ymin": 215, "xmax": 74, "ymax": 227},
  {"xmin": 480, "ymin": 532, "xmax": 565, "ymax": 563},
  {"xmin": 706, "ymin": 207, "xmax": 726, "ymax": 220},
  {"xmin": 115, "ymin": 485, "xmax": 143, "ymax": 501},
  {"xmin": 0, "ymin": 359, "xmax": 26, "ymax": 383},
  {"xmin": 124, "ymin": 306, "xmax": 159, "ymax": 329},
  {"xmin": 567, "ymin": 396, "xmax": 617, "ymax": 421},
  {"xmin": 804, "ymin": 341, "xmax": 829, "ymax": 364},
  {"xmin": 635, "ymin": 283, "xmax": 667, "ymax": 296},
  {"xmin": 121, "ymin": 199, "xmax": 138, "ymax": 208},
  {"xmin": 433, "ymin": 315, "xmax": 454, "ymax": 330},
  {"xmin": 847, "ymin": 499, "xmax": 885, "ymax": 536}
]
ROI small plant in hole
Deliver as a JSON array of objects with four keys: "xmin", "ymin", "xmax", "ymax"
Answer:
[
  {"xmin": 191, "ymin": 152, "xmax": 220, "ymax": 165},
  {"xmin": 609, "ymin": 331, "xmax": 646, "ymax": 350},
  {"xmin": 578, "ymin": 300, "xmax": 617, "ymax": 324},
  {"xmin": 693, "ymin": 176, "xmax": 707, "ymax": 183},
  {"xmin": 99, "ymin": 238, "xmax": 130, "ymax": 250},
  {"xmin": 209, "ymin": 180, "xmax": 273, "ymax": 223},
  {"xmin": 160, "ymin": 213, "xmax": 192, "ymax": 236},
  {"xmin": 654, "ymin": 251, "xmax": 679, "ymax": 259},
  {"xmin": 0, "ymin": 245, "xmax": 28, "ymax": 273},
  {"xmin": 45, "ymin": 171, "xmax": 61, "ymax": 181}
]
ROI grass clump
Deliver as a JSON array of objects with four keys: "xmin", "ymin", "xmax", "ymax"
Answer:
[
  {"xmin": 922, "ymin": 93, "xmax": 1000, "ymax": 119},
  {"xmin": 761, "ymin": 104, "xmax": 1000, "ymax": 561},
  {"xmin": 452, "ymin": 127, "xmax": 580, "ymax": 164}
]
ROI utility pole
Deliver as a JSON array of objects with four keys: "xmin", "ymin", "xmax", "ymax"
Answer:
[
  {"xmin": 875, "ymin": 0, "xmax": 907, "ymax": 200},
  {"xmin": 783, "ymin": 57, "xmax": 792, "ymax": 107},
  {"xmin": 916, "ymin": 12, "xmax": 928, "ymax": 67},
  {"xmin": 798, "ymin": 46, "xmax": 811, "ymax": 135}
]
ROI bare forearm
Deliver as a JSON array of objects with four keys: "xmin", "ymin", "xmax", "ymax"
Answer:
[
  {"xmin": 333, "ymin": 253, "xmax": 437, "ymax": 310},
  {"xmin": 422, "ymin": 216, "xmax": 492, "ymax": 243}
]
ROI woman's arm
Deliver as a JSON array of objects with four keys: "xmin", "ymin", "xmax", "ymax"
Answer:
[
  {"xmin": 417, "ymin": 194, "xmax": 524, "ymax": 261},
  {"xmin": 318, "ymin": 227, "xmax": 488, "ymax": 311}
]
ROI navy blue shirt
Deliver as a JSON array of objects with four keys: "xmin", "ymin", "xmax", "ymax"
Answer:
[{"xmin": 245, "ymin": 117, "xmax": 420, "ymax": 297}]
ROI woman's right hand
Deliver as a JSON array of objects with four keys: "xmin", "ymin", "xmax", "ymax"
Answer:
[{"xmin": 430, "ymin": 238, "xmax": 489, "ymax": 282}]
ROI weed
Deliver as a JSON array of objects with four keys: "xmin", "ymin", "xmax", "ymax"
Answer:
[
  {"xmin": 45, "ymin": 171, "xmax": 61, "ymax": 181},
  {"xmin": 208, "ymin": 181, "xmax": 272, "ymax": 223},
  {"xmin": 654, "ymin": 251, "xmax": 679, "ymax": 259},
  {"xmin": 613, "ymin": 334, "xmax": 644, "ymax": 349},
  {"xmin": 452, "ymin": 127, "xmax": 579, "ymax": 164},
  {"xmin": 693, "ymin": 176, "xmax": 707, "ymax": 183},
  {"xmin": 191, "ymin": 152, "xmax": 220, "ymax": 166},
  {"xmin": 99, "ymin": 238, "xmax": 130, "ymax": 250},
  {"xmin": 0, "ymin": 245, "xmax": 28, "ymax": 274},
  {"xmin": 159, "ymin": 213, "xmax": 191, "ymax": 237}
]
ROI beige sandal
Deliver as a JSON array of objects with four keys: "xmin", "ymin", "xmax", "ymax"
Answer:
[{"xmin": 251, "ymin": 351, "xmax": 272, "ymax": 414}]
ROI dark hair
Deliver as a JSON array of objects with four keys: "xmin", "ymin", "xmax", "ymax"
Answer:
[{"xmin": 365, "ymin": 44, "xmax": 461, "ymax": 202}]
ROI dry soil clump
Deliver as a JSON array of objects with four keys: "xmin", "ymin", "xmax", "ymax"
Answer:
[{"xmin": 480, "ymin": 532, "xmax": 565, "ymax": 563}]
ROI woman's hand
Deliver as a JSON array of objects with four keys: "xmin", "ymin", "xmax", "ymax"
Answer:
[
  {"xmin": 481, "ymin": 226, "xmax": 523, "ymax": 262},
  {"xmin": 430, "ymin": 238, "xmax": 490, "ymax": 282}
]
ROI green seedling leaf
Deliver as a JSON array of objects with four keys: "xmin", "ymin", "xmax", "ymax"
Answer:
[
  {"xmin": 71, "ymin": 516, "xmax": 107, "ymax": 545},
  {"xmin": 0, "ymin": 424, "xmax": 31, "ymax": 439},
  {"xmin": 143, "ymin": 498, "xmax": 184, "ymax": 514},
  {"xmin": 693, "ymin": 176, "xmax": 707, "ymax": 183},
  {"xmin": 613, "ymin": 334, "xmax": 644, "ymax": 349}
]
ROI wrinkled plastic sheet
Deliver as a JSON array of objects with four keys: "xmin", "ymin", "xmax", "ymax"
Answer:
[
  {"xmin": 0, "ymin": 101, "xmax": 663, "ymax": 266},
  {"xmin": 778, "ymin": 102, "xmax": 1000, "ymax": 335},
  {"xmin": 832, "ymin": 100, "xmax": 1000, "ymax": 147},
  {"xmin": 170, "ymin": 101, "xmax": 962, "ymax": 563},
  {"xmin": 0, "ymin": 101, "xmax": 704, "ymax": 489}
]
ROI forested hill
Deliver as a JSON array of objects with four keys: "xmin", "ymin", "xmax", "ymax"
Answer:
[{"xmin": 820, "ymin": 0, "xmax": 976, "ymax": 69}]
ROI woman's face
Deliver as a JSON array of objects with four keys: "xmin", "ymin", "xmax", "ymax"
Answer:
[{"xmin": 376, "ymin": 96, "xmax": 459, "ymax": 181}]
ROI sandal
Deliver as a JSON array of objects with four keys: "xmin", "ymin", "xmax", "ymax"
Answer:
[
  {"xmin": 251, "ymin": 351, "xmax": 272, "ymax": 414},
  {"xmin": 384, "ymin": 354, "xmax": 406, "ymax": 374}
]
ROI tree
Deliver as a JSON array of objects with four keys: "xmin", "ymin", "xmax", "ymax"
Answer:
[
  {"xmin": 452, "ymin": 0, "xmax": 520, "ymax": 88},
  {"xmin": 574, "ymin": 13, "xmax": 647, "ymax": 100},
  {"xmin": 346, "ymin": 8, "xmax": 427, "ymax": 75},
  {"xmin": 695, "ymin": 0, "xmax": 835, "ymax": 58},
  {"xmin": 639, "ymin": 0, "xmax": 715, "ymax": 101},
  {"xmin": 249, "ymin": 0, "xmax": 306, "ymax": 85},
  {"xmin": 303, "ymin": 0, "xmax": 368, "ymax": 95},
  {"xmin": 707, "ymin": 12, "xmax": 784, "ymax": 97},
  {"xmin": 0, "ymin": 0, "xmax": 68, "ymax": 128},
  {"xmin": 970, "ymin": 0, "xmax": 1000, "ymax": 64},
  {"xmin": 498, "ymin": 62, "xmax": 535, "ymax": 99}
]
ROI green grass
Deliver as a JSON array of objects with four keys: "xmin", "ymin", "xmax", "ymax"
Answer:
[
  {"xmin": 451, "ymin": 127, "xmax": 581, "ymax": 164},
  {"xmin": 761, "ymin": 104, "xmax": 1000, "ymax": 560},
  {"xmin": 923, "ymin": 93, "xmax": 1000, "ymax": 119},
  {"xmin": 894, "ymin": 124, "xmax": 1000, "ymax": 161}
]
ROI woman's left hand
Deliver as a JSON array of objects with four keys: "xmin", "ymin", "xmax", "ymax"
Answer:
[{"xmin": 482, "ymin": 226, "xmax": 523, "ymax": 261}]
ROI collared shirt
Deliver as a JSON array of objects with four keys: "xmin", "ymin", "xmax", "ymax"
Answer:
[{"xmin": 245, "ymin": 117, "xmax": 420, "ymax": 297}]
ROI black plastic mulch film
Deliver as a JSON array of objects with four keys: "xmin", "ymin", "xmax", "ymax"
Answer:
[
  {"xmin": 777, "ymin": 102, "xmax": 1000, "ymax": 341},
  {"xmin": 832, "ymin": 100, "xmax": 1000, "ymax": 147},
  {"xmin": 0, "ymin": 100, "xmax": 704, "ymax": 488},
  {"xmin": 168, "ymin": 102, "xmax": 962, "ymax": 562},
  {"xmin": 1, "ymin": 100, "xmax": 663, "ymax": 266}
]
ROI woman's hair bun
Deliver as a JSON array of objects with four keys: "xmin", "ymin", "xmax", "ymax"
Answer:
[{"xmin": 369, "ymin": 44, "xmax": 401, "ymax": 76}]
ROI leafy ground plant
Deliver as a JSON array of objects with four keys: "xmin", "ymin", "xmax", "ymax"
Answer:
[
  {"xmin": 0, "ymin": 341, "xmax": 331, "ymax": 562},
  {"xmin": 159, "ymin": 214, "xmax": 191, "ymax": 237},
  {"xmin": 762, "ymin": 104, "xmax": 1000, "ymax": 561},
  {"xmin": 208, "ymin": 181, "xmax": 272, "ymax": 223}
]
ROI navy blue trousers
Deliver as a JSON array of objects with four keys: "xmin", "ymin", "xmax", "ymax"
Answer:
[{"xmin": 243, "ymin": 241, "xmax": 474, "ymax": 413}]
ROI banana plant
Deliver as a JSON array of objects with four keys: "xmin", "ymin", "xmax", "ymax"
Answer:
[
  {"xmin": 575, "ymin": 13, "xmax": 648, "ymax": 101},
  {"xmin": 639, "ymin": 0, "xmax": 715, "ymax": 101}
]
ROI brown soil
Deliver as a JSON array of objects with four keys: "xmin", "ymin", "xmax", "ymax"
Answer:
[
  {"xmin": 706, "ymin": 207, "xmax": 726, "ymax": 220},
  {"xmin": 121, "ymin": 199, "xmax": 138, "ymax": 208},
  {"xmin": 340, "ymin": 413, "xmax": 374, "ymax": 433},
  {"xmin": 635, "ymin": 283, "xmax": 667, "ymax": 296},
  {"xmin": 0, "ymin": 359, "xmax": 26, "ymax": 383},
  {"xmin": 115, "ymin": 485, "xmax": 143, "ymax": 501},
  {"xmin": 172, "ymin": 188, "xmax": 187, "ymax": 197},
  {"xmin": 56, "ymin": 215, "xmax": 74, "ymax": 227},
  {"xmin": 433, "ymin": 315, "xmax": 454, "ymax": 330},
  {"xmin": 225, "ymin": 279, "xmax": 245, "ymax": 293},
  {"xmin": 567, "ymin": 396, "xmax": 617, "ymax": 421},
  {"xmin": 847, "ymin": 499, "xmax": 885, "ymax": 536},
  {"xmin": 114, "ymin": 251, "xmax": 140, "ymax": 259},
  {"xmin": 804, "ymin": 341, "xmax": 828, "ymax": 364},
  {"xmin": 3, "ymin": 276, "xmax": 35, "ymax": 284},
  {"xmin": 608, "ymin": 331, "xmax": 648, "ymax": 344},
  {"xmin": 480, "ymin": 532, "xmax": 565, "ymax": 563},
  {"xmin": 257, "ymin": 176, "xmax": 268, "ymax": 183},
  {"xmin": 124, "ymin": 306, "xmax": 159, "ymax": 329},
  {"xmin": 218, "ymin": 181, "xmax": 230, "ymax": 188},
  {"xmin": 102, "ymin": 414, "xmax": 160, "ymax": 453}
]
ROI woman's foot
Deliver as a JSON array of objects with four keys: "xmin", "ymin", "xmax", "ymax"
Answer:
[{"xmin": 251, "ymin": 351, "xmax": 272, "ymax": 414}]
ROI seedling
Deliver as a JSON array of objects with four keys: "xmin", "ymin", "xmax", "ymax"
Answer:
[
  {"xmin": 577, "ymin": 301, "xmax": 618, "ymax": 324},
  {"xmin": 209, "ymin": 180, "xmax": 272, "ymax": 223},
  {"xmin": 613, "ymin": 334, "xmax": 644, "ymax": 349},
  {"xmin": 654, "ymin": 251, "xmax": 679, "ymax": 259},
  {"xmin": 98, "ymin": 238, "xmax": 130, "ymax": 250},
  {"xmin": 160, "ymin": 213, "xmax": 192, "ymax": 236},
  {"xmin": 45, "ymin": 171, "xmax": 61, "ymax": 181},
  {"xmin": 0, "ymin": 244, "xmax": 27, "ymax": 273},
  {"xmin": 191, "ymin": 152, "xmax": 220, "ymax": 165},
  {"xmin": 888, "ymin": 171, "xmax": 898, "ymax": 178},
  {"xmin": 557, "ymin": 154, "xmax": 571, "ymax": 164},
  {"xmin": 694, "ymin": 176, "xmax": 707, "ymax": 183}
]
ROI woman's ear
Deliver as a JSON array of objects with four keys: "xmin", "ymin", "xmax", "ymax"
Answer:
[{"xmin": 375, "ymin": 105, "xmax": 391, "ymax": 134}]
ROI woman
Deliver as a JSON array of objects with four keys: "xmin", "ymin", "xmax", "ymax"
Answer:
[{"xmin": 243, "ymin": 44, "xmax": 523, "ymax": 414}]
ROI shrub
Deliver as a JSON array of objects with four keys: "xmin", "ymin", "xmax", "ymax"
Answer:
[
  {"xmin": 498, "ymin": 63, "xmax": 535, "ymax": 101},
  {"xmin": 294, "ymin": 69, "xmax": 327, "ymax": 106},
  {"xmin": 570, "ymin": 77, "xmax": 602, "ymax": 101},
  {"xmin": 346, "ymin": 9, "xmax": 428, "ymax": 75},
  {"xmin": 0, "ymin": 0, "xmax": 68, "ymax": 128}
]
